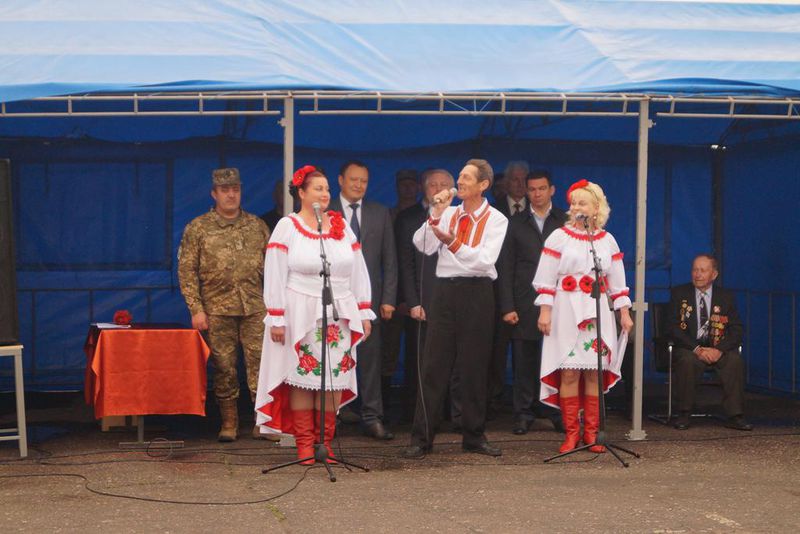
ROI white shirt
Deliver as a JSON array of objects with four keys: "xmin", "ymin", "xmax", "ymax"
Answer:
[
  {"xmin": 531, "ymin": 202, "xmax": 553, "ymax": 234},
  {"xmin": 413, "ymin": 199, "xmax": 508, "ymax": 280},
  {"xmin": 339, "ymin": 194, "xmax": 363, "ymax": 228}
]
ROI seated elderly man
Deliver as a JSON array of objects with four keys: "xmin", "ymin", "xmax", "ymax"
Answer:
[{"xmin": 668, "ymin": 254, "xmax": 752, "ymax": 431}]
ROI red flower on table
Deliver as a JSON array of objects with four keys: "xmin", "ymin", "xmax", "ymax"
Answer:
[
  {"xmin": 328, "ymin": 210, "xmax": 345, "ymax": 240},
  {"xmin": 292, "ymin": 165, "xmax": 317, "ymax": 187},
  {"xmin": 579, "ymin": 275, "xmax": 594, "ymax": 294},
  {"xmin": 113, "ymin": 309, "xmax": 132, "ymax": 325},
  {"xmin": 561, "ymin": 275, "xmax": 577, "ymax": 292}
]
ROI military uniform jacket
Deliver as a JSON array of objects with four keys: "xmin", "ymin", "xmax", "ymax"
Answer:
[{"xmin": 178, "ymin": 208, "xmax": 270, "ymax": 316}]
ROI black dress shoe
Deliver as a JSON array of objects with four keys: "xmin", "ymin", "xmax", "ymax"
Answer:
[
  {"xmin": 512, "ymin": 417, "xmax": 533, "ymax": 435},
  {"xmin": 363, "ymin": 421, "xmax": 395, "ymax": 440},
  {"xmin": 402, "ymin": 445, "xmax": 430, "ymax": 459},
  {"xmin": 673, "ymin": 412, "xmax": 690, "ymax": 430},
  {"xmin": 547, "ymin": 415, "xmax": 564, "ymax": 433},
  {"xmin": 724, "ymin": 415, "xmax": 753, "ymax": 431},
  {"xmin": 462, "ymin": 442, "xmax": 502, "ymax": 457}
]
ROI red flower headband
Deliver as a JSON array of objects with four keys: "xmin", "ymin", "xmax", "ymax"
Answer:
[
  {"xmin": 566, "ymin": 179, "xmax": 590, "ymax": 203},
  {"xmin": 292, "ymin": 165, "xmax": 317, "ymax": 187}
]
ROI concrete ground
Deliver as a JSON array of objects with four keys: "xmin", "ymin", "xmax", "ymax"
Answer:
[{"xmin": 1, "ymin": 387, "xmax": 799, "ymax": 533}]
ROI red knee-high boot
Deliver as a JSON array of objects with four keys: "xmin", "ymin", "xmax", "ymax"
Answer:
[
  {"xmin": 323, "ymin": 411, "xmax": 339, "ymax": 464},
  {"xmin": 559, "ymin": 396, "xmax": 582, "ymax": 453},
  {"xmin": 582, "ymin": 395, "xmax": 606, "ymax": 453},
  {"xmin": 292, "ymin": 410, "xmax": 316, "ymax": 465}
]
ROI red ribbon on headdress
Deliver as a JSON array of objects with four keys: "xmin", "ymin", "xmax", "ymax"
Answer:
[
  {"xmin": 292, "ymin": 165, "xmax": 317, "ymax": 187},
  {"xmin": 566, "ymin": 179, "xmax": 590, "ymax": 203}
]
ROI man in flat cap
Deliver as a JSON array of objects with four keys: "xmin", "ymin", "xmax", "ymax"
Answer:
[{"xmin": 178, "ymin": 168, "xmax": 270, "ymax": 441}]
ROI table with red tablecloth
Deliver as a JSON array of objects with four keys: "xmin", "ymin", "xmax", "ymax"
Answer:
[{"xmin": 83, "ymin": 325, "xmax": 210, "ymax": 419}]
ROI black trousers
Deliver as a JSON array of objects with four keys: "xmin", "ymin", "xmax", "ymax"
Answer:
[
  {"xmin": 673, "ymin": 347, "xmax": 745, "ymax": 417},
  {"xmin": 411, "ymin": 277, "xmax": 494, "ymax": 448},
  {"xmin": 512, "ymin": 338, "xmax": 556, "ymax": 420},
  {"xmin": 488, "ymin": 315, "xmax": 513, "ymax": 409}
]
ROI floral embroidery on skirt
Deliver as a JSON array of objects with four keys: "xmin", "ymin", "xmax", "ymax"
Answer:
[
  {"xmin": 287, "ymin": 319, "xmax": 356, "ymax": 390},
  {"xmin": 562, "ymin": 319, "xmax": 612, "ymax": 370}
]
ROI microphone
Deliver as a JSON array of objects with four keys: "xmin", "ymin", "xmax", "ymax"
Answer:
[
  {"xmin": 433, "ymin": 187, "xmax": 458, "ymax": 204},
  {"xmin": 311, "ymin": 202, "xmax": 323, "ymax": 228},
  {"xmin": 573, "ymin": 213, "xmax": 589, "ymax": 221}
]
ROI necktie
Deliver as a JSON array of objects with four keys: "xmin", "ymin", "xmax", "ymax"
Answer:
[
  {"xmin": 349, "ymin": 203, "xmax": 361, "ymax": 241},
  {"xmin": 513, "ymin": 202, "xmax": 522, "ymax": 214},
  {"xmin": 698, "ymin": 292, "xmax": 709, "ymax": 343}
]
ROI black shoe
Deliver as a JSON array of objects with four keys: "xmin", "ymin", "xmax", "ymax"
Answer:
[
  {"xmin": 363, "ymin": 421, "xmax": 395, "ymax": 440},
  {"xmin": 402, "ymin": 444, "xmax": 430, "ymax": 459},
  {"xmin": 512, "ymin": 417, "xmax": 533, "ymax": 435},
  {"xmin": 462, "ymin": 442, "xmax": 502, "ymax": 457},
  {"xmin": 549, "ymin": 415, "xmax": 565, "ymax": 433},
  {"xmin": 673, "ymin": 412, "xmax": 690, "ymax": 430},
  {"xmin": 724, "ymin": 415, "xmax": 753, "ymax": 431}
]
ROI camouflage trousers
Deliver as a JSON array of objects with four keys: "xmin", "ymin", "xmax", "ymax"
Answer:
[{"xmin": 206, "ymin": 313, "xmax": 265, "ymax": 401}]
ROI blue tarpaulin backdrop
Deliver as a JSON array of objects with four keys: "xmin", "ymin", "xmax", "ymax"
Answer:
[{"xmin": 0, "ymin": 1, "xmax": 798, "ymax": 392}]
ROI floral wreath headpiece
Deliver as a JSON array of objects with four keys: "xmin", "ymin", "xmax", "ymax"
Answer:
[
  {"xmin": 292, "ymin": 165, "xmax": 317, "ymax": 187},
  {"xmin": 566, "ymin": 179, "xmax": 598, "ymax": 204}
]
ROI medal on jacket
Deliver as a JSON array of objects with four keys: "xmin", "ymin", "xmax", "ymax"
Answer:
[{"xmin": 679, "ymin": 300, "xmax": 691, "ymax": 330}]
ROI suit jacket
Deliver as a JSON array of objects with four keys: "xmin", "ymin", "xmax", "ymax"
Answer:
[
  {"xmin": 395, "ymin": 202, "xmax": 439, "ymax": 312},
  {"xmin": 493, "ymin": 197, "xmax": 530, "ymax": 220},
  {"xmin": 498, "ymin": 206, "xmax": 568, "ymax": 340},
  {"xmin": 668, "ymin": 283, "xmax": 743, "ymax": 353},
  {"xmin": 330, "ymin": 197, "xmax": 398, "ymax": 313}
]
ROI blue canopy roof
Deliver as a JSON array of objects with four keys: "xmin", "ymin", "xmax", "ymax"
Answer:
[{"xmin": 1, "ymin": 0, "xmax": 799, "ymax": 103}]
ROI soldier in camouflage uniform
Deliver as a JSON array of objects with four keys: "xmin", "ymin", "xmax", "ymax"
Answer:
[{"xmin": 178, "ymin": 168, "xmax": 271, "ymax": 442}]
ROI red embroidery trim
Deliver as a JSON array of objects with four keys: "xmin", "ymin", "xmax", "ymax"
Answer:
[
  {"xmin": 562, "ymin": 226, "xmax": 607, "ymax": 241},
  {"xmin": 428, "ymin": 216, "xmax": 440, "ymax": 226},
  {"xmin": 612, "ymin": 252, "xmax": 624, "ymax": 261},
  {"xmin": 610, "ymin": 290, "xmax": 630, "ymax": 300},
  {"xmin": 267, "ymin": 308, "xmax": 285, "ymax": 316},
  {"xmin": 288, "ymin": 213, "xmax": 345, "ymax": 241},
  {"xmin": 542, "ymin": 247, "xmax": 561, "ymax": 259},
  {"xmin": 357, "ymin": 302, "xmax": 372, "ymax": 310},
  {"xmin": 351, "ymin": 242, "xmax": 361, "ymax": 251},
  {"xmin": 266, "ymin": 243, "xmax": 288, "ymax": 253},
  {"xmin": 537, "ymin": 288, "xmax": 556, "ymax": 296}
]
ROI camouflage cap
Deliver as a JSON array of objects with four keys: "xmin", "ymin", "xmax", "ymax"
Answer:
[{"xmin": 212, "ymin": 168, "xmax": 241, "ymax": 186}]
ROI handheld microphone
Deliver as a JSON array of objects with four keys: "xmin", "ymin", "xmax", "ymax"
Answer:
[
  {"xmin": 311, "ymin": 202, "xmax": 323, "ymax": 228},
  {"xmin": 433, "ymin": 187, "xmax": 458, "ymax": 204}
]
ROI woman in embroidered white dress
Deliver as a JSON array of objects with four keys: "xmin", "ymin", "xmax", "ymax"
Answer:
[
  {"xmin": 533, "ymin": 180, "xmax": 633, "ymax": 454},
  {"xmin": 255, "ymin": 165, "xmax": 374, "ymax": 464}
]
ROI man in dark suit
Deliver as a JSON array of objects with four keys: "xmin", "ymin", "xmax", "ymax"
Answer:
[
  {"xmin": 259, "ymin": 179, "xmax": 284, "ymax": 233},
  {"xmin": 487, "ymin": 161, "xmax": 531, "ymax": 417},
  {"xmin": 330, "ymin": 160, "xmax": 398, "ymax": 440},
  {"xmin": 498, "ymin": 169, "xmax": 567, "ymax": 434},
  {"xmin": 395, "ymin": 168, "xmax": 456, "ymax": 421},
  {"xmin": 669, "ymin": 254, "xmax": 752, "ymax": 431}
]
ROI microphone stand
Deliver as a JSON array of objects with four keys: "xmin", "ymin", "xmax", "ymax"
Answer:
[
  {"xmin": 263, "ymin": 211, "xmax": 368, "ymax": 481},
  {"xmin": 544, "ymin": 217, "xmax": 640, "ymax": 467}
]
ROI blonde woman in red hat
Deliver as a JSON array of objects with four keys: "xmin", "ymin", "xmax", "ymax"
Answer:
[
  {"xmin": 254, "ymin": 165, "xmax": 374, "ymax": 464},
  {"xmin": 533, "ymin": 179, "xmax": 633, "ymax": 453}
]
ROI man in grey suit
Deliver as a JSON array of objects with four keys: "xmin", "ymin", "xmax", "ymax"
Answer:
[{"xmin": 330, "ymin": 160, "xmax": 398, "ymax": 440}]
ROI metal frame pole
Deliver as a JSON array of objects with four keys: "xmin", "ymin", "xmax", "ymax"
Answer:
[
  {"xmin": 627, "ymin": 98, "xmax": 651, "ymax": 441},
  {"xmin": 281, "ymin": 97, "xmax": 295, "ymax": 216}
]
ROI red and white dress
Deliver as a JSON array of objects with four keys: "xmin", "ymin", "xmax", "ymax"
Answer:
[
  {"xmin": 532, "ymin": 225, "xmax": 632, "ymax": 409},
  {"xmin": 254, "ymin": 212, "xmax": 375, "ymax": 435}
]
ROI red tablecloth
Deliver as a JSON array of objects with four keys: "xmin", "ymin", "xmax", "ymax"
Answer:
[{"xmin": 84, "ymin": 325, "xmax": 210, "ymax": 419}]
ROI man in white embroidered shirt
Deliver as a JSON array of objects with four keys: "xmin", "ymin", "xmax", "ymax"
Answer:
[{"xmin": 403, "ymin": 159, "xmax": 509, "ymax": 458}]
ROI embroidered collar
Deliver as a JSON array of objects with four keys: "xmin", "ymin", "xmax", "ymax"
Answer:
[
  {"xmin": 562, "ymin": 225, "xmax": 607, "ymax": 241},
  {"xmin": 455, "ymin": 199, "xmax": 490, "ymax": 223},
  {"xmin": 288, "ymin": 212, "xmax": 345, "ymax": 240}
]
